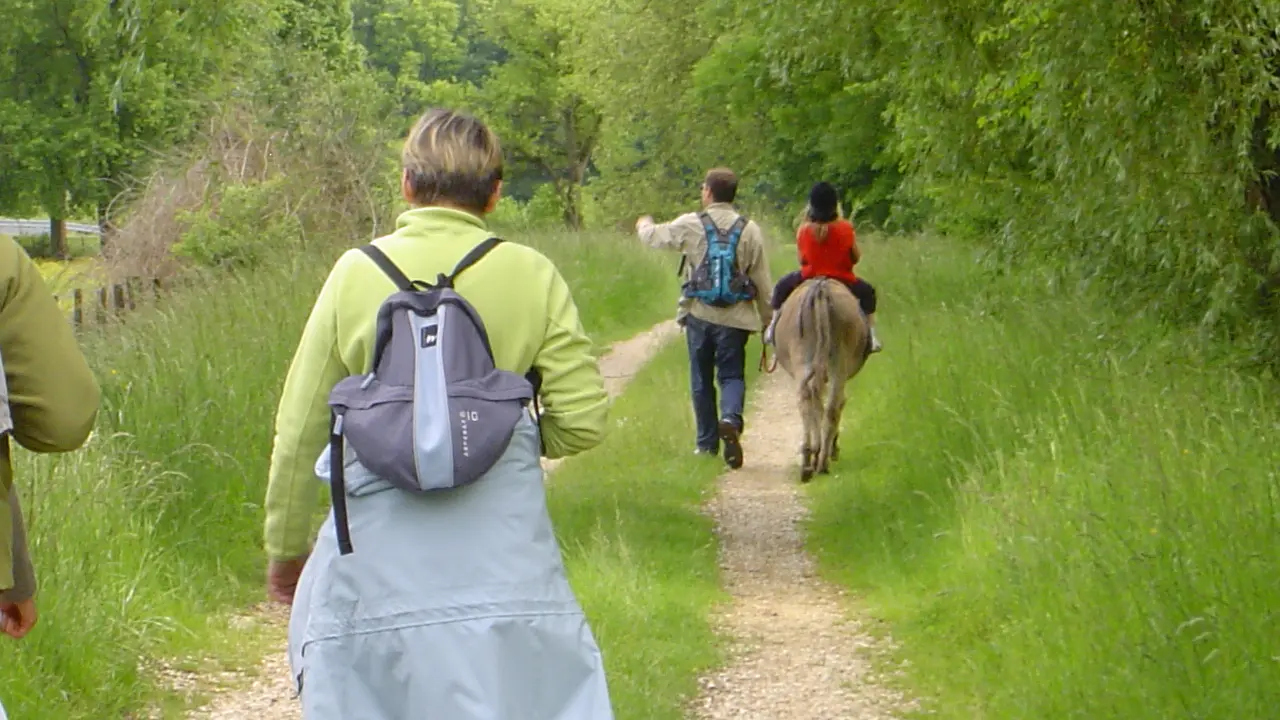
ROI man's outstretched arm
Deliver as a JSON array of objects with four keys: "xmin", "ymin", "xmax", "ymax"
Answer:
[{"xmin": 636, "ymin": 213, "xmax": 698, "ymax": 253}]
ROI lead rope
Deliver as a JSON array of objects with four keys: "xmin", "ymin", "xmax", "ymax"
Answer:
[{"xmin": 759, "ymin": 344, "xmax": 778, "ymax": 374}]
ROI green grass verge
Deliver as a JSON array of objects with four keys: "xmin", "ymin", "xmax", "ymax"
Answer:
[
  {"xmin": 548, "ymin": 342, "xmax": 723, "ymax": 718},
  {"xmin": 548, "ymin": 326, "xmax": 767, "ymax": 718},
  {"xmin": 0, "ymin": 228, "xmax": 676, "ymax": 719},
  {"xmin": 797, "ymin": 235, "xmax": 1280, "ymax": 718}
]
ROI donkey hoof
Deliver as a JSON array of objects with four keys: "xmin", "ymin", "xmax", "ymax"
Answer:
[{"xmin": 800, "ymin": 469, "xmax": 813, "ymax": 483}]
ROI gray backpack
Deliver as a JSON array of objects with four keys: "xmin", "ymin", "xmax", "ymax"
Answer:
[{"xmin": 325, "ymin": 238, "xmax": 541, "ymax": 555}]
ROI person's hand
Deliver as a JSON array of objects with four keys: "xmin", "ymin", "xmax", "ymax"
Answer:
[
  {"xmin": 635, "ymin": 215, "xmax": 654, "ymax": 232},
  {"xmin": 268, "ymin": 555, "xmax": 309, "ymax": 606},
  {"xmin": 0, "ymin": 599, "xmax": 37, "ymax": 639}
]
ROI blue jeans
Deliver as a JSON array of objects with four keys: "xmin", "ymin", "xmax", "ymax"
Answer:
[{"xmin": 684, "ymin": 316, "xmax": 749, "ymax": 451}]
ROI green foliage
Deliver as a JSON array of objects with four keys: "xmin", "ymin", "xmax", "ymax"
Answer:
[
  {"xmin": 351, "ymin": 0, "xmax": 467, "ymax": 113},
  {"xmin": 460, "ymin": 0, "xmax": 602, "ymax": 229},
  {"xmin": 570, "ymin": 0, "xmax": 1280, "ymax": 351},
  {"xmin": 348, "ymin": 0, "xmax": 606, "ymax": 228},
  {"xmin": 172, "ymin": 179, "xmax": 302, "ymax": 268},
  {"xmin": 876, "ymin": 0, "xmax": 1280, "ymax": 353},
  {"xmin": 0, "ymin": 0, "xmax": 269, "ymax": 226},
  {"xmin": 800, "ymin": 235, "xmax": 1280, "ymax": 719},
  {"xmin": 523, "ymin": 183, "xmax": 570, "ymax": 228},
  {"xmin": 11, "ymin": 0, "xmax": 1280, "ymax": 349},
  {"xmin": 485, "ymin": 196, "xmax": 532, "ymax": 231},
  {"xmin": 489, "ymin": 183, "xmax": 612, "ymax": 232},
  {"xmin": 276, "ymin": 0, "xmax": 362, "ymax": 71},
  {"xmin": 568, "ymin": 0, "xmax": 910, "ymax": 228}
]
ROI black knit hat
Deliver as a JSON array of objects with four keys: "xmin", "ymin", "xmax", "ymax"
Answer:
[{"xmin": 808, "ymin": 182, "xmax": 839, "ymax": 223}]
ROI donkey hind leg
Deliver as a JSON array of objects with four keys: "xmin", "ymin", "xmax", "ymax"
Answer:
[
  {"xmin": 817, "ymin": 380, "xmax": 848, "ymax": 475},
  {"xmin": 799, "ymin": 381, "xmax": 823, "ymax": 483},
  {"xmin": 798, "ymin": 395, "xmax": 812, "ymax": 481}
]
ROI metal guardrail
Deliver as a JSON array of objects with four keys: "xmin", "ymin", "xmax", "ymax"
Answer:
[{"xmin": 0, "ymin": 218, "xmax": 102, "ymax": 237}]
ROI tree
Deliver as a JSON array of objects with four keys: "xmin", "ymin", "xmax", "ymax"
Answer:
[
  {"xmin": 450, "ymin": 0, "xmax": 603, "ymax": 229},
  {"xmin": 351, "ymin": 0, "xmax": 466, "ymax": 115},
  {"xmin": 0, "ymin": 0, "xmax": 264, "ymax": 257}
]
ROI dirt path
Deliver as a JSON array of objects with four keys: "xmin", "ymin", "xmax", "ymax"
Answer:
[
  {"xmin": 690, "ymin": 371, "xmax": 919, "ymax": 720},
  {"xmin": 541, "ymin": 319, "xmax": 681, "ymax": 474},
  {"xmin": 176, "ymin": 319, "xmax": 681, "ymax": 719}
]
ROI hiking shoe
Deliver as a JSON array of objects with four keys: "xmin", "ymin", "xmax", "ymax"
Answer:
[
  {"xmin": 718, "ymin": 419, "xmax": 744, "ymax": 469},
  {"xmin": 693, "ymin": 447, "xmax": 717, "ymax": 457}
]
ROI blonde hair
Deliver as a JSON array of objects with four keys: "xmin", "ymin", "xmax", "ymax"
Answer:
[
  {"xmin": 796, "ymin": 202, "xmax": 844, "ymax": 243},
  {"xmin": 401, "ymin": 108, "xmax": 503, "ymax": 213}
]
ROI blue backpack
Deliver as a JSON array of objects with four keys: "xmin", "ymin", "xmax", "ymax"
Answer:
[{"xmin": 682, "ymin": 211, "xmax": 756, "ymax": 307}]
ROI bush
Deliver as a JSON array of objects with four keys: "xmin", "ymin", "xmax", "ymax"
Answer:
[
  {"xmin": 487, "ymin": 196, "xmax": 532, "ymax": 231},
  {"xmin": 172, "ymin": 179, "xmax": 303, "ymax": 269}
]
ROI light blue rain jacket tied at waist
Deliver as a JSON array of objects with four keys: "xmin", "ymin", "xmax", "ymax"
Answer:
[{"xmin": 288, "ymin": 412, "xmax": 615, "ymax": 719}]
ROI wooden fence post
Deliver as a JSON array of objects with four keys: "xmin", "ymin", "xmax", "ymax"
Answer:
[{"xmin": 58, "ymin": 275, "xmax": 167, "ymax": 330}]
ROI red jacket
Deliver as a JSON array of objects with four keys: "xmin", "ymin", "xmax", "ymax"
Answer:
[{"xmin": 797, "ymin": 220, "xmax": 857, "ymax": 283}]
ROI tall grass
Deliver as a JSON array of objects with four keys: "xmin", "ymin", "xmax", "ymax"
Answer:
[
  {"xmin": 1, "ymin": 228, "xmax": 676, "ymax": 718},
  {"xmin": 799, "ymin": 236, "xmax": 1280, "ymax": 717}
]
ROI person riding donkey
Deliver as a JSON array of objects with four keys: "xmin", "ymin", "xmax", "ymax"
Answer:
[
  {"xmin": 764, "ymin": 181, "xmax": 882, "ymax": 353},
  {"xmin": 636, "ymin": 168, "xmax": 773, "ymax": 469}
]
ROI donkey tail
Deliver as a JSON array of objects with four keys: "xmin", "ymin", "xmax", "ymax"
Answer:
[{"xmin": 800, "ymin": 279, "xmax": 833, "ymax": 402}]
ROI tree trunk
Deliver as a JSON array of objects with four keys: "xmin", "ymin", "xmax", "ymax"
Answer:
[
  {"xmin": 49, "ymin": 217, "xmax": 68, "ymax": 260},
  {"xmin": 561, "ymin": 184, "xmax": 583, "ymax": 230}
]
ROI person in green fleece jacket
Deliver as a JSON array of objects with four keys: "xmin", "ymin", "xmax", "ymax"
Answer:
[
  {"xmin": 262, "ymin": 108, "xmax": 615, "ymax": 718},
  {"xmin": 262, "ymin": 109, "xmax": 609, "ymax": 599},
  {"xmin": 0, "ymin": 235, "xmax": 100, "ymax": 717}
]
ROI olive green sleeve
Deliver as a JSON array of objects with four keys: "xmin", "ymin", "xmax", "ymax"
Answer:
[
  {"xmin": 0, "ymin": 237, "xmax": 100, "ymax": 454},
  {"xmin": 0, "ymin": 236, "xmax": 99, "ymax": 593},
  {"xmin": 0, "ymin": 482, "xmax": 35, "ymax": 604}
]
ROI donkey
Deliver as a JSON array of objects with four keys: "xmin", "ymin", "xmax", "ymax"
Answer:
[{"xmin": 772, "ymin": 277, "xmax": 870, "ymax": 481}]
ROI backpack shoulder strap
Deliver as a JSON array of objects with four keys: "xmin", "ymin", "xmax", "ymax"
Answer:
[
  {"xmin": 442, "ymin": 237, "xmax": 504, "ymax": 287},
  {"xmin": 725, "ymin": 215, "xmax": 749, "ymax": 253},
  {"xmin": 359, "ymin": 245, "xmax": 414, "ymax": 291},
  {"xmin": 697, "ymin": 211, "xmax": 722, "ymax": 242}
]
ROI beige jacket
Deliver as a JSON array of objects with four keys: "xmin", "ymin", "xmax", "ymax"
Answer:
[{"xmin": 639, "ymin": 203, "xmax": 773, "ymax": 332}]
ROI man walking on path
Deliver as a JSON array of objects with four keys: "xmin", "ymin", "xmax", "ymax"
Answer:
[
  {"xmin": 0, "ymin": 236, "xmax": 101, "ymax": 718},
  {"xmin": 636, "ymin": 168, "xmax": 773, "ymax": 469}
]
